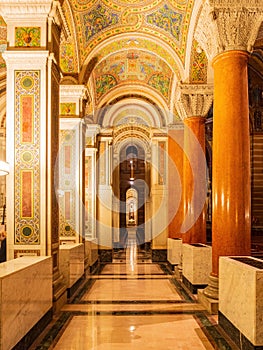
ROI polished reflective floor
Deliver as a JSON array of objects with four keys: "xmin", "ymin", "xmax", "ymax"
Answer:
[{"xmin": 31, "ymin": 239, "xmax": 238, "ymax": 350}]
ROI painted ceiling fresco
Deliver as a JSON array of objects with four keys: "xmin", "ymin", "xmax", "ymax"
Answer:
[
  {"xmin": 61, "ymin": 0, "xmax": 194, "ymax": 70},
  {"xmin": 0, "ymin": 16, "xmax": 7, "ymax": 74},
  {"xmin": 93, "ymin": 50, "xmax": 173, "ymax": 102},
  {"xmin": 0, "ymin": 0, "xmax": 207, "ymax": 117},
  {"xmin": 59, "ymin": 0, "xmax": 199, "ymax": 112}
]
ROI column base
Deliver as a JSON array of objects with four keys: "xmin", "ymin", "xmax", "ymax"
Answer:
[
  {"xmin": 203, "ymin": 274, "xmax": 219, "ymax": 299},
  {"xmin": 198, "ymin": 289, "xmax": 218, "ymax": 314},
  {"xmin": 198, "ymin": 275, "xmax": 219, "ymax": 314}
]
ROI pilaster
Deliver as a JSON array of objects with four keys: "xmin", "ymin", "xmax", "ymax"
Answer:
[
  {"xmin": 97, "ymin": 131, "xmax": 113, "ymax": 249},
  {"xmin": 59, "ymin": 85, "xmax": 87, "ymax": 245},
  {"xmin": 151, "ymin": 130, "xmax": 168, "ymax": 251},
  {"xmin": 2, "ymin": 0, "xmax": 68, "ymax": 311},
  {"xmin": 85, "ymin": 124, "xmax": 100, "ymax": 241}
]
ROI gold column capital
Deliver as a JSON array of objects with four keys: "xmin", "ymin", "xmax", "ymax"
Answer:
[
  {"xmin": 194, "ymin": 0, "xmax": 263, "ymax": 60},
  {"xmin": 176, "ymin": 83, "xmax": 213, "ymax": 120}
]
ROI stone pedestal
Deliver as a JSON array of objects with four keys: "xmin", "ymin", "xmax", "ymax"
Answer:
[
  {"xmin": 0, "ymin": 256, "xmax": 52, "ymax": 350},
  {"xmin": 182, "ymin": 243, "xmax": 212, "ymax": 293},
  {"xmin": 167, "ymin": 238, "xmax": 182, "ymax": 269},
  {"xmin": 59, "ymin": 243, "xmax": 84, "ymax": 298},
  {"xmin": 219, "ymin": 256, "xmax": 263, "ymax": 349}
]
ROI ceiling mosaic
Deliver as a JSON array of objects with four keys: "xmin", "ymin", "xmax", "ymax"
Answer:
[
  {"xmin": 68, "ymin": 0, "xmax": 194, "ymax": 68},
  {"xmin": 92, "ymin": 50, "xmax": 172, "ymax": 102},
  {"xmin": 0, "ymin": 16, "xmax": 7, "ymax": 74}
]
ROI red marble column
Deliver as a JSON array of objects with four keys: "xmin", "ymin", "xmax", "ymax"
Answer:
[
  {"xmin": 183, "ymin": 116, "xmax": 206, "ymax": 244},
  {"xmin": 211, "ymin": 50, "xmax": 251, "ymax": 277},
  {"xmin": 168, "ymin": 127, "xmax": 184, "ymax": 239}
]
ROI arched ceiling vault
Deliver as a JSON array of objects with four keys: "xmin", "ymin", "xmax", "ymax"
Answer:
[
  {"xmin": 0, "ymin": 0, "xmax": 209, "ymax": 126},
  {"xmin": 60, "ymin": 0, "xmax": 207, "ymax": 125}
]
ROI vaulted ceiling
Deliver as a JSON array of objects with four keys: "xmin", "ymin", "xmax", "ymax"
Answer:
[
  {"xmin": 1, "ymin": 1, "xmax": 263, "ymax": 126},
  {"xmin": 59, "ymin": 0, "xmax": 208, "ymax": 118}
]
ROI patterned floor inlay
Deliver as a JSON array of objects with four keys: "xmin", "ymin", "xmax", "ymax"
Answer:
[{"xmin": 30, "ymin": 261, "xmax": 239, "ymax": 350}]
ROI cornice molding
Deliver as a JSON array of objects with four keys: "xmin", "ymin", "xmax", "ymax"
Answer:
[
  {"xmin": 195, "ymin": 0, "xmax": 263, "ymax": 60},
  {"xmin": 60, "ymin": 85, "xmax": 88, "ymax": 99},
  {"xmin": 2, "ymin": 50, "xmax": 49, "ymax": 67},
  {"xmin": 85, "ymin": 124, "xmax": 101, "ymax": 136},
  {"xmin": 49, "ymin": 1, "xmax": 70, "ymax": 39},
  {"xmin": 1, "ymin": 0, "xmax": 53, "ymax": 19}
]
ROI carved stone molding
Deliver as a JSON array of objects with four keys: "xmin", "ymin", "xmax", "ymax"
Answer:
[
  {"xmin": 195, "ymin": 0, "xmax": 263, "ymax": 60},
  {"xmin": 1, "ymin": 0, "xmax": 53, "ymax": 19},
  {"xmin": 49, "ymin": 1, "xmax": 70, "ymax": 39},
  {"xmin": 60, "ymin": 85, "xmax": 88, "ymax": 100},
  {"xmin": 167, "ymin": 123, "xmax": 184, "ymax": 130},
  {"xmin": 3, "ymin": 50, "xmax": 49, "ymax": 67},
  {"xmin": 176, "ymin": 84, "xmax": 214, "ymax": 119}
]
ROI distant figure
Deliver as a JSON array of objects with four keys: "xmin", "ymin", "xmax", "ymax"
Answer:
[{"xmin": 0, "ymin": 231, "xmax": 6, "ymax": 263}]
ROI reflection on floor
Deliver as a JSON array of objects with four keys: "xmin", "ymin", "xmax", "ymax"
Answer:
[
  {"xmin": 30, "ymin": 240, "xmax": 239, "ymax": 350},
  {"xmin": 113, "ymin": 231, "xmax": 152, "ymax": 263}
]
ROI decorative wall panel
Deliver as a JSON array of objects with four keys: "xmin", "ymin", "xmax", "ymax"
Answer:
[
  {"xmin": 59, "ymin": 130, "xmax": 76, "ymax": 237},
  {"xmin": 190, "ymin": 39, "xmax": 208, "ymax": 83},
  {"xmin": 15, "ymin": 70, "xmax": 40, "ymax": 244},
  {"xmin": 0, "ymin": 16, "xmax": 7, "ymax": 73},
  {"xmin": 60, "ymin": 102, "xmax": 77, "ymax": 116},
  {"xmin": 15, "ymin": 27, "xmax": 41, "ymax": 47},
  {"xmin": 14, "ymin": 249, "xmax": 40, "ymax": 258},
  {"xmin": 85, "ymin": 156, "xmax": 92, "ymax": 237},
  {"xmin": 99, "ymin": 141, "xmax": 106, "ymax": 185},
  {"xmin": 158, "ymin": 141, "xmax": 166, "ymax": 185}
]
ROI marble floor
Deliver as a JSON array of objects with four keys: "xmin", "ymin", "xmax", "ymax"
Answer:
[{"xmin": 30, "ymin": 241, "xmax": 239, "ymax": 350}]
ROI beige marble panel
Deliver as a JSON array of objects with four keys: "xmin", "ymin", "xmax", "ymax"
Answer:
[
  {"xmin": 167, "ymin": 238, "xmax": 182, "ymax": 265},
  {"xmin": 219, "ymin": 256, "xmax": 263, "ymax": 345},
  {"xmin": 81, "ymin": 278, "xmax": 182, "ymax": 301},
  {"xmin": 101, "ymin": 263, "xmax": 163, "ymax": 275},
  {"xmin": 182, "ymin": 244, "xmax": 212, "ymax": 284},
  {"xmin": 0, "ymin": 256, "xmax": 52, "ymax": 350},
  {"xmin": 85, "ymin": 239, "xmax": 98, "ymax": 268},
  {"xmin": 59, "ymin": 243, "xmax": 84, "ymax": 288},
  {"xmin": 53, "ymin": 315, "xmax": 214, "ymax": 350}
]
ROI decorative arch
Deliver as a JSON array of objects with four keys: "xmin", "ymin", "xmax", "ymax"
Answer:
[
  {"xmin": 79, "ymin": 32, "xmax": 185, "ymax": 82},
  {"xmin": 101, "ymin": 98, "xmax": 164, "ymax": 128},
  {"xmin": 96, "ymin": 90, "xmax": 169, "ymax": 127}
]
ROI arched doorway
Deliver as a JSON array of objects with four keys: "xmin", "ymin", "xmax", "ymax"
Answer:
[{"xmin": 112, "ymin": 136, "xmax": 151, "ymax": 262}]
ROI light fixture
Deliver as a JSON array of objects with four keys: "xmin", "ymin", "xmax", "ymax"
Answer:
[
  {"xmin": 129, "ymin": 159, "xmax": 134, "ymax": 183},
  {"xmin": 0, "ymin": 161, "xmax": 9, "ymax": 176}
]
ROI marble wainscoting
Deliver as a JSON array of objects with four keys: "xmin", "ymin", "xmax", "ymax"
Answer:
[
  {"xmin": 219, "ymin": 256, "xmax": 263, "ymax": 350},
  {"xmin": 99, "ymin": 249, "xmax": 113, "ymax": 262},
  {"xmin": 167, "ymin": 238, "xmax": 182, "ymax": 271},
  {"xmin": 182, "ymin": 243, "xmax": 212, "ymax": 294},
  {"xmin": 152, "ymin": 249, "xmax": 167, "ymax": 262},
  {"xmin": 59, "ymin": 243, "xmax": 85, "ymax": 298},
  {"xmin": 0, "ymin": 256, "xmax": 52, "ymax": 350},
  {"xmin": 84, "ymin": 239, "xmax": 99, "ymax": 275}
]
